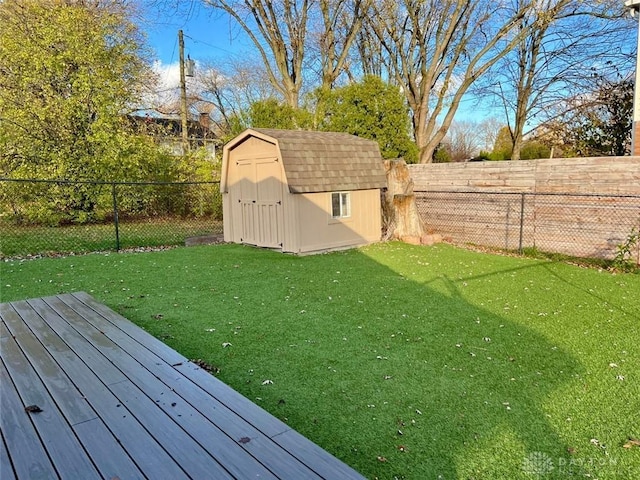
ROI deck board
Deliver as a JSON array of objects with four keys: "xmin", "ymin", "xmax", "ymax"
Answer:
[
  {"xmin": 44, "ymin": 295, "xmax": 285, "ymax": 479},
  {"xmin": 0, "ymin": 293, "xmax": 366, "ymax": 480},
  {"xmin": 0, "ymin": 358, "xmax": 57, "ymax": 480},
  {"xmin": 2, "ymin": 301, "xmax": 187, "ymax": 480},
  {"xmin": 0, "ymin": 432, "xmax": 17, "ymax": 480},
  {"xmin": 0, "ymin": 323, "xmax": 101, "ymax": 479},
  {"xmin": 1, "ymin": 304, "xmax": 98, "ymax": 426},
  {"xmin": 28, "ymin": 298, "xmax": 241, "ymax": 479}
]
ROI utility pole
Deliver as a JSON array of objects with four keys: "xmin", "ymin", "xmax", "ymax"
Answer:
[
  {"xmin": 624, "ymin": 1, "xmax": 640, "ymax": 155},
  {"xmin": 179, "ymin": 29, "xmax": 189, "ymax": 155}
]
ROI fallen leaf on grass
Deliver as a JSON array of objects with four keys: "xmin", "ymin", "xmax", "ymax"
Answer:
[
  {"xmin": 623, "ymin": 438, "xmax": 640, "ymax": 449},
  {"xmin": 377, "ymin": 456, "xmax": 387, "ymax": 462}
]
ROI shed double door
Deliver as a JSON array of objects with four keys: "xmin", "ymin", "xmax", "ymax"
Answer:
[{"xmin": 237, "ymin": 157, "xmax": 283, "ymax": 248}]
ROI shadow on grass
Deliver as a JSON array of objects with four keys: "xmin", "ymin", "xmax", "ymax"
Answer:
[
  {"xmin": 121, "ymin": 244, "xmax": 587, "ymax": 479},
  {"xmin": 539, "ymin": 262, "xmax": 640, "ymax": 323},
  {"xmin": 299, "ymin": 247, "xmax": 587, "ymax": 478},
  {"xmin": 0, "ymin": 242, "xmax": 590, "ymax": 478}
]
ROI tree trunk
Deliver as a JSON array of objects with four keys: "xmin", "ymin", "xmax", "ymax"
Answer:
[
  {"xmin": 511, "ymin": 134, "xmax": 523, "ymax": 161},
  {"xmin": 382, "ymin": 158, "xmax": 425, "ymax": 244}
]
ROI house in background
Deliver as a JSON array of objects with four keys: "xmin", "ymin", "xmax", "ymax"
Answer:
[
  {"xmin": 221, "ymin": 128, "xmax": 387, "ymax": 254},
  {"xmin": 128, "ymin": 101, "xmax": 219, "ymax": 157}
]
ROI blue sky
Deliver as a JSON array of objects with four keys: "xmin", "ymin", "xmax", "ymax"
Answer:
[
  {"xmin": 138, "ymin": 3, "xmax": 498, "ymax": 124},
  {"xmin": 142, "ymin": 4, "xmax": 248, "ymax": 66},
  {"xmin": 139, "ymin": 4, "xmax": 257, "ymax": 109},
  {"xmin": 138, "ymin": 3, "xmax": 639, "ymax": 132}
]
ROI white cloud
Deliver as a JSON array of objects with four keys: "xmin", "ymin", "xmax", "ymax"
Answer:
[
  {"xmin": 137, "ymin": 60, "xmax": 211, "ymax": 115},
  {"xmin": 147, "ymin": 60, "xmax": 181, "ymax": 109},
  {"xmin": 153, "ymin": 60, "xmax": 181, "ymax": 90}
]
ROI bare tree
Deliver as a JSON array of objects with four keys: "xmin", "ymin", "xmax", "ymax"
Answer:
[
  {"xmin": 489, "ymin": 0, "xmax": 634, "ymax": 161},
  {"xmin": 476, "ymin": 116, "xmax": 504, "ymax": 153},
  {"xmin": 351, "ymin": 13, "xmax": 385, "ymax": 78},
  {"xmin": 202, "ymin": 0, "xmax": 311, "ymax": 108},
  {"xmin": 364, "ymin": 0, "xmax": 538, "ymax": 163},
  {"xmin": 314, "ymin": 0, "xmax": 370, "ymax": 88},
  {"xmin": 197, "ymin": 58, "xmax": 279, "ymax": 135},
  {"xmin": 201, "ymin": 0, "xmax": 370, "ymax": 107},
  {"xmin": 444, "ymin": 120, "xmax": 484, "ymax": 162}
]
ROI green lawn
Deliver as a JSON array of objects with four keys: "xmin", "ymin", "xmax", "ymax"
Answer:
[
  {"xmin": 0, "ymin": 217, "xmax": 222, "ymax": 257},
  {"xmin": 1, "ymin": 242, "xmax": 639, "ymax": 479}
]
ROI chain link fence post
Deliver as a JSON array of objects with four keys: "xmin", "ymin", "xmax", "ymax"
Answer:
[
  {"xmin": 112, "ymin": 183, "xmax": 120, "ymax": 251},
  {"xmin": 519, "ymin": 193, "xmax": 526, "ymax": 254}
]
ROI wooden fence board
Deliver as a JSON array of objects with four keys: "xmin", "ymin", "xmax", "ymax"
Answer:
[
  {"xmin": 413, "ymin": 187, "xmax": 640, "ymax": 259},
  {"xmin": 409, "ymin": 157, "xmax": 640, "ymax": 195}
]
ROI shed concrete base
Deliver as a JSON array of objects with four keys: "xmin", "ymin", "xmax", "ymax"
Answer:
[{"xmin": 185, "ymin": 234, "xmax": 225, "ymax": 247}]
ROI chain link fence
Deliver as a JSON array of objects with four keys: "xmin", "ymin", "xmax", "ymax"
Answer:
[
  {"xmin": 4, "ymin": 180, "xmax": 639, "ymax": 264},
  {"xmin": 1, "ymin": 178, "xmax": 223, "ymax": 258},
  {"xmin": 415, "ymin": 190, "xmax": 640, "ymax": 263}
]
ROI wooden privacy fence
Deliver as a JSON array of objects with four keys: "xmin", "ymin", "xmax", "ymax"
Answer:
[
  {"xmin": 408, "ymin": 157, "xmax": 640, "ymax": 195},
  {"xmin": 409, "ymin": 157, "xmax": 640, "ymax": 261},
  {"xmin": 415, "ymin": 190, "xmax": 640, "ymax": 260}
]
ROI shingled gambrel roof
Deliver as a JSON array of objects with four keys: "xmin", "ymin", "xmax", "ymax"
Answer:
[{"xmin": 246, "ymin": 128, "xmax": 387, "ymax": 193}]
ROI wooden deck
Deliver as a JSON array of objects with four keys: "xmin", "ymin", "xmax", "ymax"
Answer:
[{"xmin": 0, "ymin": 292, "xmax": 365, "ymax": 480}]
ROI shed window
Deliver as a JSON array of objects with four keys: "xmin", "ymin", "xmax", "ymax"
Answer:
[{"xmin": 331, "ymin": 192, "xmax": 350, "ymax": 218}]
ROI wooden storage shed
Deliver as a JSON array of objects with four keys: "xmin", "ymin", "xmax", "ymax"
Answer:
[{"xmin": 221, "ymin": 128, "xmax": 387, "ymax": 254}]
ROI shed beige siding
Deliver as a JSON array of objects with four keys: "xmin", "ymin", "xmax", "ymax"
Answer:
[
  {"xmin": 293, "ymin": 190, "xmax": 382, "ymax": 254},
  {"xmin": 222, "ymin": 129, "xmax": 386, "ymax": 254},
  {"xmin": 223, "ymin": 135, "xmax": 286, "ymax": 248}
]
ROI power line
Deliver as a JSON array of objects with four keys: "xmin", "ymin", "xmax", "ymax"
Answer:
[{"xmin": 183, "ymin": 33, "xmax": 236, "ymax": 56}]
